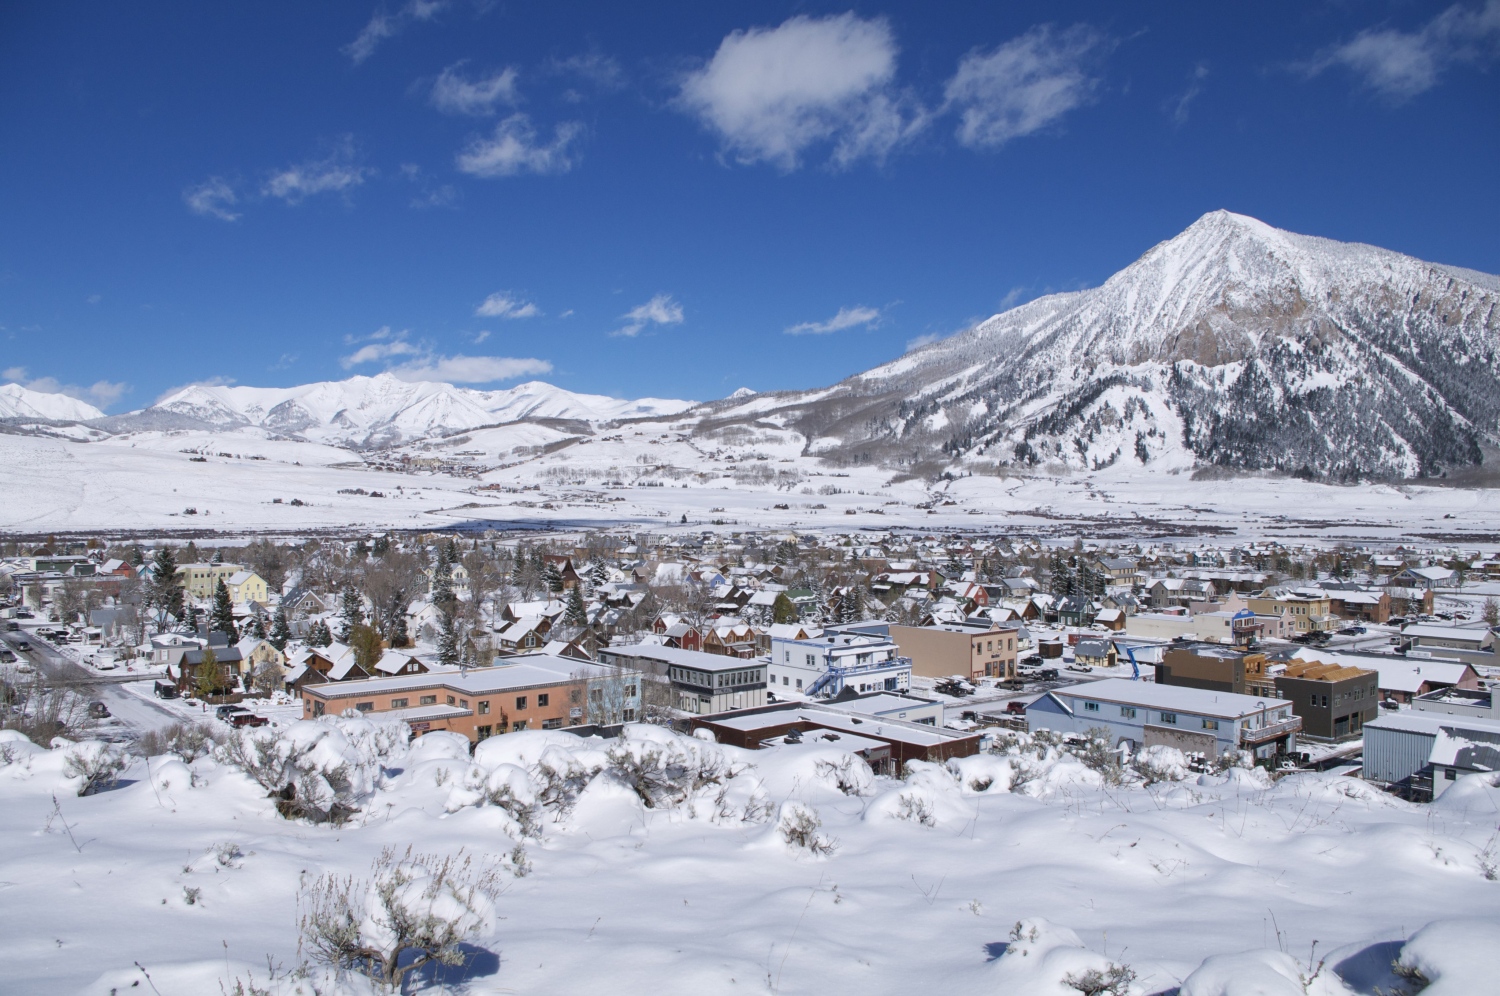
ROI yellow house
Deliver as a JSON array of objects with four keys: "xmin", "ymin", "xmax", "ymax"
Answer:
[
  {"xmin": 1245, "ymin": 590, "xmax": 1337, "ymax": 634},
  {"xmin": 226, "ymin": 570, "xmax": 268, "ymax": 605}
]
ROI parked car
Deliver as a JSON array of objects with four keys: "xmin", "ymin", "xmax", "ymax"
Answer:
[
  {"xmin": 1005, "ymin": 700, "xmax": 1028, "ymax": 716},
  {"xmin": 153, "ymin": 680, "xmax": 179, "ymax": 699},
  {"xmin": 1037, "ymin": 668, "xmax": 1060, "ymax": 681},
  {"xmin": 1066, "ymin": 662, "xmax": 1092, "ymax": 673},
  {"xmin": 14, "ymin": 640, "xmax": 31, "ymax": 652},
  {"xmin": 215, "ymin": 704, "xmax": 249, "ymax": 721},
  {"xmin": 87, "ymin": 701, "xmax": 111, "ymax": 719},
  {"xmin": 4, "ymin": 621, "xmax": 18, "ymax": 631},
  {"xmin": 0, "ymin": 649, "xmax": 14, "ymax": 663},
  {"xmin": 229, "ymin": 712, "xmax": 269, "ymax": 728}
]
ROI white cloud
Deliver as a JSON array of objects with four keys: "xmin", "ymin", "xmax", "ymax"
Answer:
[
  {"xmin": 471, "ymin": 330, "xmax": 490, "ymax": 344},
  {"xmin": 430, "ymin": 63, "xmax": 520, "ymax": 116},
  {"xmin": 784, "ymin": 305, "xmax": 882, "ymax": 336},
  {"xmin": 344, "ymin": 0, "xmax": 448, "ymax": 65},
  {"xmin": 1305, "ymin": 1, "xmax": 1500, "ymax": 100},
  {"xmin": 4, "ymin": 368, "xmax": 129, "ymax": 409},
  {"xmin": 339, "ymin": 327, "xmax": 549, "ymax": 383},
  {"xmin": 677, "ymin": 13, "xmax": 927, "ymax": 170},
  {"xmin": 944, "ymin": 24, "xmax": 1107, "ymax": 149},
  {"xmin": 612, "ymin": 294, "xmax": 684, "ymax": 338},
  {"xmin": 549, "ymin": 51, "xmax": 626, "ymax": 92},
  {"xmin": 1170, "ymin": 64, "xmax": 1209, "ymax": 126},
  {"xmin": 183, "ymin": 177, "xmax": 241, "ymax": 221},
  {"xmin": 475, "ymin": 292, "xmax": 541, "ymax": 319},
  {"xmin": 263, "ymin": 137, "xmax": 371, "ymax": 203},
  {"xmin": 340, "ymin": 328, "xmax": 423, "ymax": 368},
  {"xmin": 455, "ymin": 114, "xmax": 584, "ymax": 178},
  {"xmin": 390, "ymin": 354, "xmax": 552, "ymax": 383}
]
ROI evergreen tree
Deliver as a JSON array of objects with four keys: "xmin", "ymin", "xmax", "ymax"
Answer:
[
  {"xmin": 268, "ymin": 607, "xmax": 292, "ymax": 651},
  {"xmin": 149, "ymin": 547, "xmax": 184, "ymax": 625},
  {"xmin": 210, "ymin": 578, "xmax": 238, "ymax": 641},
  {"xmin": 542, "ymin": 561, "xmax": 564, "ymax": 594},
  {"xmin": 307, "ymin": 619, "xmax": 333, "ymax": 648},
  {"xmin": 431, "ymin": 543, "xmax": 455, "ymax": 609},
  {"xmin": 565, "ymin": 584, "xmax": 588, "ymax": 626},
  {"xmin": 384, "ymin": 589, "xmax": 410, "ymax": 648},
  {"xmin": 587, "ymin": 561, "xmax": 609, "ymax": 593},
  {"xmin": 338, "ymin": 583, "xmax": 365, "ymax": 642},
  {"xmin": 129, "ymin": 546, "xmax": 144, "ymax": 568},
  {"xmin": 437, "ymin": 611, "xmax": 460, "ymax": 667},
  {"xmin": 245, "ymin": 613, "xmax": 266, "ymax": 640},
  {"xmin": 210, "ymin": 548, "xmax": 223, "ymax": 564}
]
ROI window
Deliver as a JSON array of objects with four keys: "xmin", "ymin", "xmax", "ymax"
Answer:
[
  {"xmin": 512, "ymin": 720, "xmax": 528, "ymax": 731},
  {"xmin": 796, "ymin": 678, "xmax": 803, "ymax": 689},
  {"xmin": 419, "ymin": 695, "xmax": 437, "ymax": 706},
  {"xmin": 476, "ymin": 725, "xmax": 492, "ymax": 739},
  {"xmin": 459, "ymin": 699, "xmax": 468, "ymax": 709},
  {"xmin": 1322, "ymin": 695, "xmax": 1329, "ymax": 708},
  {"xmin": 1083, "ymin": 701, "xmax": 1100, "ymax": 713},
  {"xmin": 1159, "ymin": 712, "xmax": 1178, "ymax": 725},
  {"xmin": 623, "ymin": 687, "xmax": 634, "ymax": 698},
  {"xmin": 313, "ymin": 701, "xmax": 324, "ymax": 716},
  {"xmin": 1202, "ymin": 719, "xmax": 1219, "ymax": 731},
  {"xmin": 783, "ymin": 676, "xmax": 790, "ymax": 685},
  {"xmin": 355, "ymin": 702, "xmax": 373, "ymax": 713},
  {"xmin": 516, "ymin": 696, "xmax": 528, "ymax": 710},
  {"xmin": 1444, "ymin": 768, "xmax": 1456, "ymax": 781},
  {"xmin": 570, "ymin": 689, "xmax": 581, "ymax": 703},
  {"xmin": 623, "ymin": 708, "xmax": 637, "ymax": 722},
  {"xmin": 478, "ymin": 700, "xmax": 489, "ymax": 715},
  {"xmin": 1310, "ymin": 693, "xmax": 1318, "ymax": 706},
  {"xmin": 390, "ymin": 698, "xmax": 409, "ymax": 709},
  {"xmin": 784, "ymin": 651, "xmax": 790, "ymax": 662},
  {"xmin": 542, "ymin": 718, "xmax": 563, "ymax": 730},
  {"xmin": 1120, "ymin": 706, "xmax": 1136, "ymax": 719},
  {"xmin": 446, "ymin": 695, "xmax": 456, "ymax": 706},
  {"xmin": 538, "ymin": 693, "xmax": 550, "ymax": 707}
]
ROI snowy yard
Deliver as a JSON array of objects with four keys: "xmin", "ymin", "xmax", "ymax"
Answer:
[{"xmin": 1, "ymin": 720, "xmax": 1496, "ymax": 995}]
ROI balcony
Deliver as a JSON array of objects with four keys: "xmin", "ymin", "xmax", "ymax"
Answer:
[{"xmin": 1240, "ymin": 715, "xmax": 1302, "ymax": 745}]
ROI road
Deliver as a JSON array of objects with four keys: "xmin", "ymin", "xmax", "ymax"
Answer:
[{"xmin": 3, "ymin": 628, "xmax": 180, "ymax": 737}]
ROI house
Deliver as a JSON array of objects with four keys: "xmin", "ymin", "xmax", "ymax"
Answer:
[
  {"xmin": 284, "ymin": 644, "xmax": 371, "ymax": 689},
  {"xmin": 1056, "ymin": 596, "xmax": 1095, "ymax": 628},
  {"xmin": 1099, "ymin": 557, "xmax": 1139, "ymax": 583},
  {"xmin": 496, "ymin": 615, "xmax": 552, "ymax": 653},
  {"xmin": 1245, "ymin": 590, "xmax": 1339, "ymax": 635},
  {"xmin": 1362, "ymin": 712, "xmax": 1500, "ymax": 800},
  {"xmin": 233, "ymin": 636, "xmax": 286, "ymax": 680},
  {"xmin": 97, "ymin": 559, "xmax": 137, "ymax": 579},
  {"xmin": 1093, "ymin": 607, "xmax": 1125, "ymax": 631},
  {"xmin": 1028, "ymin": 678, "xmax": 1301, "ymax": 761},
  {"xmin": 369, "ymin": 649, "xmax": 430, "ymax": 677},
  {"xmin": 1385, "ymin": 587, "xmax": 1435, "ymax": 618},
  {"xmin": 890, "ymin": 622, "xmax": 1019, "ymax": 681},
  {"xmin": 660, "ymin": 622, "xmax": 703, "ymax": 652},
  {"xmin": 297, "ymin": 653, "xmax": 640, "ymax": 740},
  {"xmin": 769, "ymin": 632, "xmax": 911, "ymax": 698},
  {"xmin": 225, "ymin": 570, "xmax": 268, "ymax": 605},
  {"xmin": 1388, "ymin": 566, "xmax": 1455, "ymax": 590},
  {"xmin": 597, "ymin": 643, "xmax": 767, "ymax": 715},
  {"xmin": 688, "ymin": 700, "xmax": 982, "ymax": 773},
  {"xmin": 703, "ymin": 622, "xmax": 758, "ymax": 659},
  {"xmin": 174, "ymin": 645, "xmax": 245, "ymax": 693},
  {"xmin": 150, "ymin": 632, "xmax": 206, "ymax": 669},
  {"xmin": 1073, "ymin": 638, "xmax": 1117, "ymax": 669}
]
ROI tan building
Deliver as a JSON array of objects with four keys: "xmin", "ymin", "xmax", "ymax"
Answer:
[
  {"xmin": 1246, "ymin": 591, "xmax": 1338, "ymax": 634},
  {"xmin": 297, "ymin": 653, "xmax": 641, "ymax": 741},
  {"xmin": 890, "ymin": 623, "xmax": 1018, "ymax": 681},
  {"xmin": 176, "ymin": 562, "xmax": 249, "ymax": 600},
  {"xmin": 225, "ymin": 570, "xmax": 268, "ymax": 605}
]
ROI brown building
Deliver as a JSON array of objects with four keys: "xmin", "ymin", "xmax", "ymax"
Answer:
[
  {"xmin": 890, "ymin": 623, "xmax": 1019, "ymax": 681},
  {"xmin": 1275, "ymin": 660, "xmax": 1379, "ymax": 741},
  {"xmin": 1157, "ymin": 644, "xmax": 1260, "ymax": 694},
  {"xmin": 690, "ymin": 701, "xmax": 982, "ymax": 774},
  {"xmin": 297, "ymin": 653, "xmax": 640, "ymax": 741}
]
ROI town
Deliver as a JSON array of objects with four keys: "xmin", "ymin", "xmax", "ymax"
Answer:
[{"xmin": 6, "ymin": 529, "xmax": 1496, "ymax": 803}]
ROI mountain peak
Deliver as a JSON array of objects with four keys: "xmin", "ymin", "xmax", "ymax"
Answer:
[{"xmin": 0, "ymin": 383, "xmax": 107, "ymax": 421}]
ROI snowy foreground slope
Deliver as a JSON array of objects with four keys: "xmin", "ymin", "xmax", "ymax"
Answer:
[{"xmin": 2, "ymin": 721, "xmax": 1497, "ymax": 995}]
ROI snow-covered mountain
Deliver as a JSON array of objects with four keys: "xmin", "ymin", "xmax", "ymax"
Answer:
[
  {"xmin": 699, "ymin": 210, "xmax": 1500, "ymax": 480},
  {"xmin": 0, "ymin": 383, "xmax": 106, "ymax": 422},
  {"xmin": 92, "ymin": 374, "xmax": 696, "ymax": 447}
]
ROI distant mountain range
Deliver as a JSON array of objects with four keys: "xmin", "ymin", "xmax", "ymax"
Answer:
[
  {"xmin": 6, "ymin": 211, "xmax": 1498, "ymax": 481},
  {"xmin": 0, "ymin": 375, "xmax": 695, "ymax": 448},
  {"xmin": 693, "ymin": 210, "xmax": 1500, "ymax": 481}
]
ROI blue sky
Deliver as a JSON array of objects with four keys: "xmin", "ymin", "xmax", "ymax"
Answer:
[{"xmin": 2, "ymin": 2, "xmax": 1498, "ymax": 411}]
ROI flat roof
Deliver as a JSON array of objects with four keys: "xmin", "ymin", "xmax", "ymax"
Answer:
[
  {"xmin": 1366, "ymin": 711, "xmax": 1500, "ymax": 737},
  {"xmin": 604, "ymin": 643, "xmax": 762, "ymax": 672},
  {"xmin": 829, "ymin": 693, "xmax": 939, "ymax": 717},
  {"xmin": 1402, "ymin": 624, "xmax": 1490, "ymax": 642},
  {"xmin": 702, "ymin": 703, "xmax": 966, "ymax": 746},
  {"xmin": 763, "ymin": 727, "xmax": 889, "ymax": 753},
  {"xmin": 301, "ymin": 653, "xmax": 617, "ymax": 699},
  {"xmin": 1050, "ymin": 678, "xmax": 1289, "ymax": 719}
]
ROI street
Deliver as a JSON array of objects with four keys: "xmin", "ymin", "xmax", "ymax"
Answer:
[{"xmin": 3, "ymin": 628, "xmax": 180, "ymax": 737}]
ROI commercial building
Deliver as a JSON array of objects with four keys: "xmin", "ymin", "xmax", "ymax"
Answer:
[
  {"xmin": 598, "ymin": 643, "xmax": 766, "ymax": 715},
  {"xmin": 768, "ymin": 631, "xmax": 911, "ymax": 698},
  {"xmin": 1274, "ymin": 659, "xmax": 1379, "ymax": 741},
  {"xmin": 890, "ymin": 622, "xmax": 1019, "ymax": 681},
  {"xmin": 1363, "ymin": 711, "xmax": 1500, "ymax": 800},
  {"xmin": 1027, "ymin": 678, "xmax": 1301, "ymax": 761},
  {"xmin": 297, "ymin": 653, "xmax": 639, "ymax": 740}
]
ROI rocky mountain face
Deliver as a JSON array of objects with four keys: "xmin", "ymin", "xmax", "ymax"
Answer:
[{"xmin": 699, "ymin": 211, "xmax": 1500, "ymax": 481}]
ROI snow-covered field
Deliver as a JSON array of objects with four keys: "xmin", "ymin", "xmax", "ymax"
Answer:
[
  {"xmin": 1, "ymin": 719, "xmax": 1496, "ymax": 995},
  {"xmin": 2, "ymin": 424, "xmax": 1497, "ymax": 543}
]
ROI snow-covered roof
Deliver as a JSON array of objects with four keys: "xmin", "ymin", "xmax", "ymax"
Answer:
[
  {"xmin": 301, "ymin": 652, "xmax": 612, "ymax": 700},
  {"xmin": 1049, "ymin": 678, "xmax": 1290, "ymax": 720}
]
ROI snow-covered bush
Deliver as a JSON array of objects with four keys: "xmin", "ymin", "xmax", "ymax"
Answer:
[
  {"xmin": 893, "ymin": 792, "xmax": 936, "ymax": 827},
  {"xmin": 813, "ymin": 753, "xmax": 875, "ymax": 796},
  {"xmin": 992, "ymin": 918, "xmax": 1138, "ymax": 995},
  {"xmin": 133, "ymin": 721, "xmax": 216, "ymax": 762},
  {"xmin": 218, "ymin": 717, "xmax": 397, "ymax": 823},
  {"xmin": 1131, "ymin": 745, "xmax": 1191, "ymax": 785},
  {"xmin": 778, "ymin": 802, "xmax": 836, "ymax": 856},
  {"xmin": 60, "ymin": 740, "xmax": 126, "ymax": 796},
  {"xmin": 299, "ymin": 846, "xmax": 501, "ymax": 992},
  {"xmin": 447, "ymin": 762, "xmax": 542, "ymax": 837},
  {"xmin": 604, "ymin": 726, "xmax": 741, "ymax": 810}
]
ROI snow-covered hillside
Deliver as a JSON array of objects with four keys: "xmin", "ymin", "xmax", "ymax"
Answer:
[
  {"xmin": 2, "ymin": 720, "xmax": 1497, "ymax": 995},
  {"xmin": 699, "ymin": 211, "xmax": 1500, "ymax": 481},
  {"xmin": 0, "ymin": 383, "xmax": 105, "ymax": 421},
  {"xmin": 90, "ymin": 373, "xmax": 696, "ymax": 448}
]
